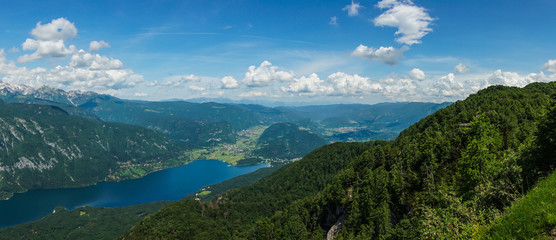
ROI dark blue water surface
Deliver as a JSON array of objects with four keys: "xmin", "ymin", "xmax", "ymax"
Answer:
[{"xmin": 0, "ymin": 160, "xmax": 269, "ymax": 227}]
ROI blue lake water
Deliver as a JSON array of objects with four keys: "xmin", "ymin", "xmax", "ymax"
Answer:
[{"xmin": 0, "ymin": 160, "xmax": 269, "ymax": 227}]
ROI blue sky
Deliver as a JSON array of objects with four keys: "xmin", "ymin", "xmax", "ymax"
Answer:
[{"xmin": 0, "ymin": 0, "xmax": 555, "ymax": 104}]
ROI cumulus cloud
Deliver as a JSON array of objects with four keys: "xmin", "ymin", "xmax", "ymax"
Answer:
[
  {"xmin": 1, "ymin": 62, "xmax": 143, "ymax": 91},
  {"xmin": 409, "ymin": 68, "xmax": 425, "ymax": 80},
  {"xmin": 243, "ymin": 61, "xmax": 295, "ymax": 87},
  {"xmin": 69, "ymin": 50, "xmax": 123, "ymax": 70},
  {"xmin": 30, "ymin": 18, "xmax": 77, "ymax": 41},
  {"xmin": 433, "ymin": 73, "xmax": 465, "ymax": 97},
  {"xmin": 159, "ymin": 74, "xmax": 201, "ymax": 87},
  {"xmin": 374, "ymin": 0, "xmax": 434, "ymax": 45},
  {"xmin": 18, "ymin": 39, "xmax": 76, "ymax": 62},
  {"xmin": 343, "ymin": 1, "xmax": 364, "ymax": 16},
  {"xmin": 89, "ymin": 40, "xmax": 110, "ymax": 52},
  {"xmin": 543, "ymin": 59, "xmax": 556, "ymax": 73},
  {"xmin": 454, "ymin": 63, "xmax": 470, "ymax": 73},
  {"xmin": 17, "ymin": 18, "xmax": 79, "ymax": 63},
  {"xmin": 282, "ymin": 73, "xmax": 333, "ymax": 96},
  {"xmin": 380, "ymin": 76, "xmax": 418, "ymax": 100},
  {"xmin": 328, "ymin": 72, "xmax": 382, "ymax": 95},
  {"xmin": 221, "ymin": 76, "xmax": 239, "ymax": 89},
  {"xmin": 351, "ymin": 44, "xmax": 408, "ymax": 65},
  {"xmin": 487, "ymin": 70, "xmax": 531, "ymax": 87}
]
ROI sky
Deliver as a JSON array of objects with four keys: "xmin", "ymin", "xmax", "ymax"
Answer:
[{"xmin": 0, "ymin": 0, "xmax": 555, "ymax": 105}]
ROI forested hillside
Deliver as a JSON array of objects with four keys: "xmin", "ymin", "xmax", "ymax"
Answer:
[
  {"xmin": 0, "ymin": 101, "xmax": 185, "ymax": 200},
  {"xmin": 255, "ymin": 123, "xmax": 329, "ymax": 160},
  {"xmin": 122, "ymin": 82, "xmax": 555, "ymax": 239}
]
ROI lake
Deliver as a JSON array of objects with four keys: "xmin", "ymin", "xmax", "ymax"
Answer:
[{"xmin": 0, "ymin": 160, "xmax": 269, "ymax": 227}]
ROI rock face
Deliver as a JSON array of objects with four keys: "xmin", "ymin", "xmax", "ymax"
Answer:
[{"xmin": 0, "ymin": 101, "xmax": 181, "ymax": 200}]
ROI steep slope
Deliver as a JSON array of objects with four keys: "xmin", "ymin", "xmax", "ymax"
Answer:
[
  {"xmin": 255, "ymin": 122, "xmax": 329, "ymax": 160},
  {"xmin": 250, "ymin": 82, "xmax": 556, "ymax": 239},
  {"xmin": 479, "ymin": 170, "xmax": 556, "ymax": 239},
  {"xmin": 122, "ymin": 82, "xmax": 555, "ymax": 239},
  {"xmin": 0, "ymin": 101, "xmax": 185, "ymax": 200}
]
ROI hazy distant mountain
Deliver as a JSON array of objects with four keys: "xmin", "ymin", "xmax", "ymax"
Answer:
[{"xmin": 0, "ymin": 82, "xmax": 451, "ymax": 144}]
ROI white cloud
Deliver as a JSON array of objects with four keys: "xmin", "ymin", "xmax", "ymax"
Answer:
[
  {"xmin": 343, "ymin": 1, "xmax": 364, "ymax": 17},
  {"xmin": 282, "ymin": 73, "xmax": 333, "ymax": 96},
  {"xmin": 239, "ymin": 91, "xmax": 267, "ymax": 97},
  {"xmin": 374, "ymin": 0, "xmax": 434, "ymax": 45},
  {"xmin": 487, "ymin": 70, "xmax": 530, "ymax": 87},
  {"xmin": 243, "ymin": 61, "xmax": 295, "ymax": 87},
  {"xmin": 18, "ymin": 39, "xmax": 76, "ymax": 62},
  {"xmin": 159, "ymin": 74, "xmax": 201, "ymax": 87},
  {"xmin": 89, "ymin": 40, "xmax": 110, "ymax": 52},
  {"xmin": 30, "ymin": 18, "xmax": 77, "ymax": 41},
  {"xmin": 69, "ymin": 50, "xmax": 123, "ymax": 70},
  {"xmin": 433, "ymin": 73, "xmax": 465, "ymax": 97},
  {"xmin": 221, "ymin": 76, "xmax": 239, "ymax": 89},
  {"xmin": 454, "ymin": 63, "xmax": 470, "ymax": 73},
  {"xmin": 543, "ymin": 59, "xmax": 556, "ymax": 73},
  {"xmin": 1, "ymin": 63, "xmax": 143, "ymax": 91},
  {"xmin": 17, "ymin": 18, "xmax": 80, "ymax": 63},
  {"xmin": 328, "ymin": 72, "xmax": 382, "ymax": 96},
  {"xmin": 351, "ymin": 44, "xmax": 408, "ymax": 65},
  {"xmin": 524, "ymin": 71, "xmax": 556, "ymax": 83},
  {"xmin": 134, "ymin": 92, "xmax": 148, "ymax": 97},
  {"xmin": 409, "ymin": 68, "xmax": 425, "ymax": 80},
  {"xmin": 329, "ymin": 16, "xmax": 338, "ymax": 26},
  {"xmin": 189, "ymin": 85, "xmax": 206, "ymax": 91},
  {"xmin": 380, "ymin": 76, "xmax": 418, "ymax": 100},
  {"xmin": 2, "ymin": 47, "xmax": 143, "ymax": 91}
]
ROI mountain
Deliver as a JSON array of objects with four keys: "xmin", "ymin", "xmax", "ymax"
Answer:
[
  {"xmin": 0, "ymin": 82, "xmax": 450, "ymax": 147},
  {"xmin": 278, "ymin": 102, "xmax": 452, "ymax": 141},
  {"xmin": 0, "ymin": 100, "xmax": 185, "ymax": 200},
  {"xmin": 120, "ymin": 82, "xmax": 555, "ymax": 239},
  {"xmin": 254, "ymin": 122, "xmax": 328, "ymax": 160}
]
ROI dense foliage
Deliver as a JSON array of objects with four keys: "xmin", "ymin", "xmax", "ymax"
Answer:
[
  {"xmin": 122, "ymin": 82, "xmax": 555, "ymax": 239},
  {"xmin": 481, "ymin": 171, "xmax": 556, "ymax": 239},
  {"xmin": 0, "ymin": 201, "xmax": 171, "ymax": 240},
  {"xmin": 255, "ymin": 123, "xmax": 329, "ymax": 160},
  {"xmin": 0, "ymin": 101, "xmax": 185, "ymax": 200},
  {"xmin": 251, "ymin": 82, "xmax": 556, "ymax": 239}
]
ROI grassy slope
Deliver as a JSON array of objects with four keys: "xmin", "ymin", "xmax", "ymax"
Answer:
[{"xmin": 480, "ymin": 171, "xmax": 556, "ymax": 239}]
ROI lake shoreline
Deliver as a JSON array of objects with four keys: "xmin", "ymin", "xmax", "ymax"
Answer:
[{"xmin": 0, "ymin": 160, "xmax": 269, "ymax": 228}]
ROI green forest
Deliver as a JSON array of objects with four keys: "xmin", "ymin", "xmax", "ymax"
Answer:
[{"xmin": 119, "ymin": 82, "xmax": 555, "ymax": 239}]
